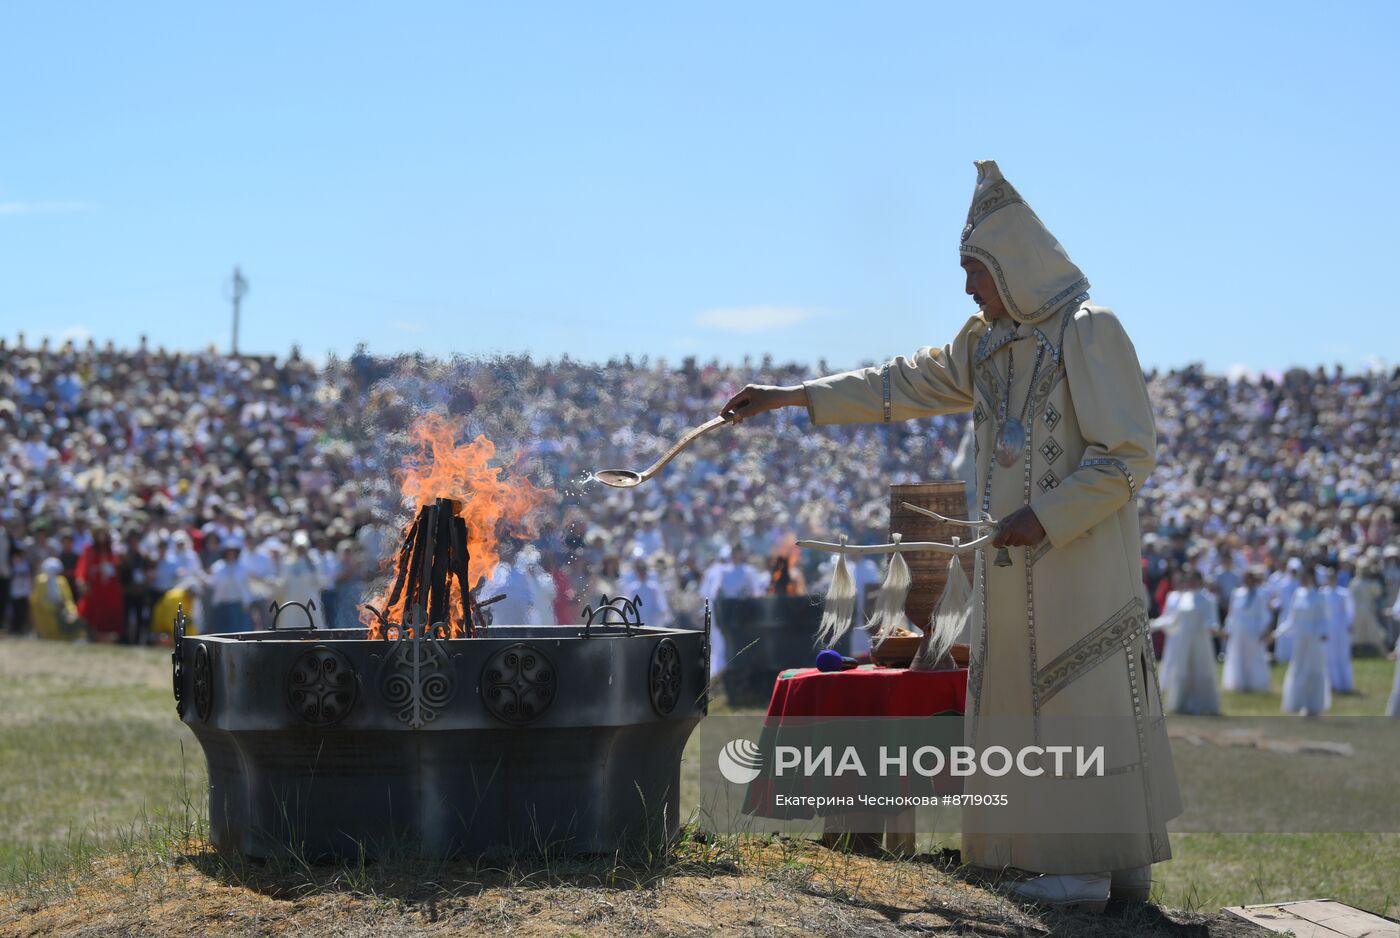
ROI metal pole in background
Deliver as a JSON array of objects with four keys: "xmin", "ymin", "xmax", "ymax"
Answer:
[{"xmin": 228, "ymin": 266, "xmax": 248, "ymax": 356}]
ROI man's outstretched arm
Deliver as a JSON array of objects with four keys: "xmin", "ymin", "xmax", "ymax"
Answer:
[{"xmin": 722, "ymin": 313, "xmax": 984, "ymax": 426}]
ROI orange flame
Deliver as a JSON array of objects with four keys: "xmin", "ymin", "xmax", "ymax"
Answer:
[
  {"xmin": 363, "ymin": 414, "xmax": 549, "ymax": 638},
  {"xmin": 768, "ymin": 533, "xmax": 806, "ymax": 596}
]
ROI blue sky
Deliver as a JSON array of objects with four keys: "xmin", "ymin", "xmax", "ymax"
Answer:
[{"xmin": 2, "ymin": 1, "xmax": 1396, "ymax": 373}]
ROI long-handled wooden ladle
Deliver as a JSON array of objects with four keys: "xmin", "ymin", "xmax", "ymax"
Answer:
[{"xmin": 594, "ymin": 414, "xmax": 732, "ymax": 488}]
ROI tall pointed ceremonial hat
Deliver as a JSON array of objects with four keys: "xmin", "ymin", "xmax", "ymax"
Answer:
[{"xmin": 959, "ymin": 160, "xmax": 1089, "ymax": 326}]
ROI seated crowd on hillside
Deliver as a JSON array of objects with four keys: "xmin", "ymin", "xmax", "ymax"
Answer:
[{"xmin": 2, "ymin": 336, "xmax": 1399, "ymax": 684}]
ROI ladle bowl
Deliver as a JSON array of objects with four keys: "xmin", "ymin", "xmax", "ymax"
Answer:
[{"xmin": 594, "ymin": 415, "xmax": 731, "ymax": 489}]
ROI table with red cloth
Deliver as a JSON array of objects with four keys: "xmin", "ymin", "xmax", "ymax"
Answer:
[
  {"xmin": 742, "ymin": 665, "xmax": 968, "ymax": 854},
  {"xmin": 763, "ymin": 664, "xmax": 967, "ymax": 718}
]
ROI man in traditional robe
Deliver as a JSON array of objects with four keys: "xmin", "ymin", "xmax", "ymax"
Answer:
[{"xmin": 722, "ymin": 161, "xmax": 1181, "ymax": 910}]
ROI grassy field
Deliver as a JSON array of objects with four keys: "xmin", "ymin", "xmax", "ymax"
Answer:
[
  {"xmin": 1156, "ymin": 654, "xmax": 1400, "ymax": 917},
  {"xmin": 0, "ymin": 639, "xmax": 200, "ymax": 875},
  {"xmin": 1, "ymin": 636, "xmax": 1397, "ymax": 924}
]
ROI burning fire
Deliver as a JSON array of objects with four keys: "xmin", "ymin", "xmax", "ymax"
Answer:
[
  {"xmin": 363, "ymin": 414, "xmax": 548, "ymax": 638},
  {"xmin": 768, "ymin": 533, "xmax": 807, "ymax": 596}
]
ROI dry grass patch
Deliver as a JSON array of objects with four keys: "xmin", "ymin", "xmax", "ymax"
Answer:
[{"xmin": 1, "ymin": 830, "xmax": 1273, "ymax": 937}]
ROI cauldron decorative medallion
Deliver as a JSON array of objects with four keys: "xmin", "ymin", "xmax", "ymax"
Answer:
[
  {"xmin": 481, "ymin": 643, "xmax": 555, "ymax": 724},
  {"xmin": 287, "ymin": 646, "xmax": 359, "ymax": 726}
]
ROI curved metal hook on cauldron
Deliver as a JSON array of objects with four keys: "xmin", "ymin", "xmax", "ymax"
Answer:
[
  {"xmin": 474, "ymin": 593, "xmax": 507, "ymax": 628},
  {"xmin": 581, "ymin": 593, "xmax": 645, "ymax": 638},
  {"xmin": 698, "ymin": 597, "xmax": 712, "ymax": 715},
  {"xmin": 172, "ymin": 603, "xmax": 187, "ymax": 717},
  {"xmin": 173, "ymin": 603, "xmax": 187, "ymax": 649},
  {"xmin": 361, "ymin": 603, "xmax": 391, "ymax": 634},
  {"xmin": 269, "ymin": 598, "xmax": 317, "ymax": 631}
]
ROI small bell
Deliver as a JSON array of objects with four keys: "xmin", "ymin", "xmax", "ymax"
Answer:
[{"xmin": 992, "ymin": 522, "xmax": 1013, "ymax": 567}]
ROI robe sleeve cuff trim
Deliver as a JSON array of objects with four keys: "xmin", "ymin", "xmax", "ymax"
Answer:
[
  {"xmin": 881, "ymin": 363, "xmax": 892, "ymax": 423},
  {"xmin": 1079, "ymin": 457, "xmax": 1138, "ymax": 499}
]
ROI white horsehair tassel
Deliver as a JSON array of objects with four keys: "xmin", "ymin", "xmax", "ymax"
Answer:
[
  {"xmin": 816, "ymin": 535, "xmax": 856, "ymax": 649},
  {"xmin": 868, "ymin": 533, "xmax": 913, "ymax": 645},
  {"xmin": 912, "ymin": 550, "xmax": 973, "ymax": 671}
]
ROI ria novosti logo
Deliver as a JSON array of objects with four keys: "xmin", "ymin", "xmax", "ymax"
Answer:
[{"xmin": 717, "ymin": 738, "xmax": 763, "ymax": 784}]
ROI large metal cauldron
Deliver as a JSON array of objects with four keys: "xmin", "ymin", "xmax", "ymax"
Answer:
[
  {"xmin": 173, "ymin": 618, "xmax": 708, "ymax": 859},
  {"xmin": 715, "ymin": 594, "xmax": 824, "ymax": 707}
]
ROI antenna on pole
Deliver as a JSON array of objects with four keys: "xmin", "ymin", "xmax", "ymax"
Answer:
[{"xmin": 225, "ymin": 266, "xmax": 249, "ymax": 356}]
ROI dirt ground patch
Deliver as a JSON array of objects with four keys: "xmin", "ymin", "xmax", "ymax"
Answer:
[{"xmin": 1, "ymin": 838, "xmax": 1272, "ymax": 937}]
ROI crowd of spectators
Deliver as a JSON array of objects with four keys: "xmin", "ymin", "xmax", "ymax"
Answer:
[
  {"xmin": 1138, "ymin": 364, "xmax": 1400, "ymax": 652},
  {"xmin": 2, "ymin": 334, "xmax": 1399, "ymax": 656},
  {"xmin": 0, "ymin": 333, "xmax": 377, "ymax": 640}
]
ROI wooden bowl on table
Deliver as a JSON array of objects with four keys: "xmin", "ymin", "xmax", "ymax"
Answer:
[{"xmin": 871, "ymin": 637, "xmax": 970, "ymax": 669}]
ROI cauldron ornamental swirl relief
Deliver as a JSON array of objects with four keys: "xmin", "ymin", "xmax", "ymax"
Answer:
[
  {"xmin": 649, "ymin": 638, "xmax": 682, "ymax": 715},
  {"xmin": 171, "ymin": 605, "xmax": 188, "ymax": 718},
  {"xmin": 287, "ymin": 646, "xmax": 359, "ymax": 726},
  {"xmin": 192, "ymin": 644, "xmax": 213, "ymax": 722},
  {"xmin": 377, "ymin": 627, "xmax": 457, "ymax": 728},
  {"xmin": 481, "ymin": 644, "xmax": 556, "ymax": 724}
]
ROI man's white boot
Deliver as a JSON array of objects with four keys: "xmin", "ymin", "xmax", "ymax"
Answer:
[
  {"xmin": 1007, "ymin": 872, "xmax": 1110, "ymax": 913},
  {"xmin": 1110, "ymin": 865, "xmax": 1153, "ymax": 903}
]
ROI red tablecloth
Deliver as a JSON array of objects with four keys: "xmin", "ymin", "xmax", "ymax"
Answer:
[
  {"xmin": 743, "ymin": 666, "xmax": 968, "ymax": 820},
  {"xmin": 763, "ymin": 665, "xmax": 968, "ymax": 720}
]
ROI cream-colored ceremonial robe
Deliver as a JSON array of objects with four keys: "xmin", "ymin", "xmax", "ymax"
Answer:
[
  {"xmin": 801, "ymin": 160, "xmax": 1181, "ymax": 875},
  {"xmin": 1348, "ymin": 575, "xmax": 1388, "ymax": 652}
]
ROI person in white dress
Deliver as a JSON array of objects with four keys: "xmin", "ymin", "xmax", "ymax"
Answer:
[
  {"xmin": 518, "ymin": 547, "xmax": 558, "ymax": 625},
  {"xmin": 155, "ymin": 532, "xmax": 203, "ymax": 598},
  {"xmin": 206, "ymin": 543, "xmax": 255, "ymax": 633},
  {"xmin": 1152, "ymin": 567, "xmax": 1222, "ymax": 715},
  {"xmin": 485, "ymin": 547, "xmax": 556, "ymax": 625},
  {"xmin": 1320, "ymin": 568, "xmax": 1354, "ymax": 694},
  {"xmin": 849, "ymin": 556, "xmax": 883, "ymax": 655},
  {"xmin": 1266, "ymin": 557, "xmax": 1303, "ymax": 663},
  {"xmin": 1277, "ymin": 567, "xmax": 1330, "ymax": 717},
  {"xmin": 1347, "ymin": 557, "xmax": 1389, "ymax": 654},
  {"xmin": 699, "ymin": 544, "xmax": 766, "ymax": 674},
  {"xmin": 243, "ymin": 534, "xmax": 285, "ymax": 630},
  {"xmin": 618, "ymin": 556, "xmax": 672, "ymax": 628},
  {"xmin": 313, "ymin": 533, "xmax": 342, "ymax": 627},
  {"xmin": 630, "ymin": 513, "xmax": 666, "ymax": 558},
  {"xmin": 275, "ymin": 531, "xmax": 327, "ymax": 629},
  {"xmin": 1386, "ymin": 588, "xmax": 1400, "ymax": 718},
  {"xmin": 584, "ymin": 555, "xmax": 625, "ymax": 623},
  {"xmin": 1222, "ymin": 567, "xmax": 1271, "ymax": 693},
  {"xmin": 485, "ymin": 559, "xmax": 534, "ymax": 624}
]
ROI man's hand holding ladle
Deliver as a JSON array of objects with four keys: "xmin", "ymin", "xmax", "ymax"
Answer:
[{"xmin": 720, "ymin": 384, "xmax": 809, "ymax": 424}]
